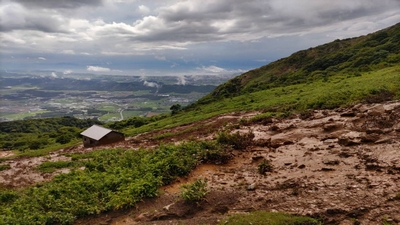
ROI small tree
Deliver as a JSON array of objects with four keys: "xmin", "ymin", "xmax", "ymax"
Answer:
[
  {"xmin": 170, "ymin": 104, "xmax": 182, "ymax": 115},
  {"xmin": 56, "ymin": 135, "xmax": 72, "ymax": 144}
]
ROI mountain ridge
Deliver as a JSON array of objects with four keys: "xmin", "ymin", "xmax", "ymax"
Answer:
[{"xmin": 194, "ymin": 22, "xmax": 400, "ymax": 106}]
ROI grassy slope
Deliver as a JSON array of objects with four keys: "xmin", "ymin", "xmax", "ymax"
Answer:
[
  {"xmin": 121, "ymin": 22, "xmax": 400, "ymax": 135},
  {"xmin": 124, "ymin": 65, "xmax": 400, "ymax": 136},
  {"xmin": 195, "ymin": 22, "xmax": 400, "ymax": 104}
]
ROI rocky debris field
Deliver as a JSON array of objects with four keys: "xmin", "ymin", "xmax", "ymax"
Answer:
[{"xmin": 1, "ymin": 101, "xmax": 400, "ymax": 224}]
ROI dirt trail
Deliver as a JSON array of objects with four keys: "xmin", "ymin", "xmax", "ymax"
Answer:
[{"xmin": 1, "ymin": 101, "xmax": 400, "ymax": 224}]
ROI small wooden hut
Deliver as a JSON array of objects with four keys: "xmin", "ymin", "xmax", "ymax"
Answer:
[{"xmin": 80, "ymin": 125, "xmax": 125, "ymax": 147}]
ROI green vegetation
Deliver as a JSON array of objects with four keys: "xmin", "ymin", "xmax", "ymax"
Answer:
[
  {"xmin": 170, "ymin": 104, "xmax": 182, "ymax": 115},
  {"xmin": 123, "ymin": 64, "xmax": 400, "ymax": 136},
  {"xmin": 258, "ymin": 159, "xmax": 273, "ymax": 174},
  {"xmin": 198, "ymin": 22, "xmax": 400, "ymax": 102},
  {"xmin": 36, "ymin": 161, "xmax": 76, "ymax": 173},
  {"xmin": 1, "ymin": 110, "xmax": 50, "ymax": 121},
  {"xmin": 0, "ymin": 164, "xmax": 11, "ymax": 171},
  {"xmin": 107, "ymin": 115, "xmax": 166, "ymax": 130},
  {"xmin": 0, "ymin": 117, "xmax": 101, "ymax": 153},
  {"xmin": 218, "ymin": 211, "xmax": 321, "ymax": 225},
  {"xmin": 99, "ymin": 112, "xmax": 121, "ymax": 121},
  {"xmin": 216, "ymin": 130, "xmax": 255, "ymax": 150},
  {"xmin": 0, "ymin": 141, "xmax": 227, "ymax": 224},
  {"xmin": 394, "ymin": 193, "xmax": 400, "ymax": 201},
  {"xmin": 180, "ymin": 179, "xmax": 209, "ymax": 202},
  {"xmin": 1, "ymin": 21, "xmax": 400, "ymax": 225}
]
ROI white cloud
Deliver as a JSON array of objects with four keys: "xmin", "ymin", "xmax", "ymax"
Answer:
[
  {"xmin": 176, "ymin": 76, "xmax": 186, "ymax": 85},
  {"xmin": 154, "ymin": 55, "xmax": 166, "ymax": 61},
  {"xmin": 63, "ymin": 70, "xmax": 73, "ymax": 74},
  {"xmin": 38, "ymin": 57, "xmax": 46, "ymax": 60},
  {"xmin": 138, "ymin": 5, "xmax": 150, "ymax": 15},
  {"xmin": 143, "ymin": 80, "xmax": 159, "ymax": 88},
  {"xmin": 198, "ymin": 65, "xmax": 226, "ymax": 73},
  {"xmin": 63, "ymin": 50, "xmax": 75, "ymax": 54},
  {"xmin": 86, "ymin": 66, "xmax": 111, "ymax": 72},
  {"xmin": 51, "ymin": 72, "xmax": 58, "ymax": 77}
]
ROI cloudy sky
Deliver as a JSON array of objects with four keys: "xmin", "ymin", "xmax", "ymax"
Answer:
[{"xmin": 1, "ymin": 0, "xmax": 399, "ymax": 76}]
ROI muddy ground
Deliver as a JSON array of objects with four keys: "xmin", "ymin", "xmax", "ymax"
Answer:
[{"xmin": 1, "ymin": 101, "xmax": 400, "ymax": 224}]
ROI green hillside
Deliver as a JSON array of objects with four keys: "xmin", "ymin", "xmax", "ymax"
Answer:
[
  {"xmin": 1, "ymin": 23, "xmax": 400, "ymax": 225},
  {"xmin": 118, "ymin": 23, "xmax": 400, "ymax": 137},
  {"xmin": 195, "ymin": 22, "xmax": 400, "ymax": 105}
]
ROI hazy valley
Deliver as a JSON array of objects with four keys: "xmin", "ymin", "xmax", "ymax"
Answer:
[{"xmin": 0, "ymin": 73, "xmax": 234, "ymax": 122}]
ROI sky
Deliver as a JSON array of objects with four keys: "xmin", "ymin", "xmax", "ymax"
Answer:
[{"xmin": 1, "ymin": 0, "xmax": 399, "ymax": 76}]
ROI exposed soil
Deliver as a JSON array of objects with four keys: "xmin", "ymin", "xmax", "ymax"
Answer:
[{"xmin": 1, "ymin": 101, "xmax": 400, "ymax": 224}]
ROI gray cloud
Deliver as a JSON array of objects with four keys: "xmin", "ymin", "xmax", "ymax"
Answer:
[
  {"xmin": 12, "ymin": 0, "xmax": 104, "ymax": 9},
  {"xmin": 129, "ymin": 0, "xmax": 400, "ymax": 43},
  {"xmin": 1, "ymin": 0, "xmax": 399, "ymax": 75},
  {"xmin": 0, "ymin": 2, "xmax": 66, "ymax": 32}
]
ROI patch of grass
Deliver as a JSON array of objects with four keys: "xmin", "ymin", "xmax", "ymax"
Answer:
[
  {"xmin": 258, "ymin": 159, "xmax": 273, "ymax": 174},
  {"xmin": 180, "ymin": 179, "xmax": 209, "ymax": 202},
  {"xmin": 216, "ymin": 130, "xmax": 255, "ymax": 150},
  {"xmin": 0, "ymin": 141, "xmax": 228, "ymax": 224},
  {"xmin": 240, "ymin": 112, "xmax": 275, "ymax": 126},
  {"xmin": 99, "ymin": 113, "xmax": 121, "ymax": 121},
  {"xmin": 18, "ymin": 140, "xmax": 81, "ymax": 157},
  {"xmin": 36, "ymin": 161, "xmax": 76, "ymax": 173},
  {"xmin": 2, "ymin": 110, "xmax": 50, "ymax": 121},
  {"xmin": 0, "ymin": 164, "xmax": 11, "ymax": 171},
  {"xmin": 218, "ymin": 211, "xmax": 321, "ymax": 225}
]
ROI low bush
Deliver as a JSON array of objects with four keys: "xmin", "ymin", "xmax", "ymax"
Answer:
[
  {"xmin": 258, "ymin": 159, "xmax": 273, "ymax": 174},
  {"xmin": 0, "ymin": 141, "xmax": 226, "ymax": 224},
  {"xmin": 180, "ymin": 179, "xmax": 209, "ymax": 202},
  {"xmin": 219, "ymin": 211, "xmax": 321, "ymax": 225},
  {"xmin": 36, "ymin": 161, "xmax": 76, "ymax": 173},
  {"xmin": 216, "ymin": 130, "xmax": 255, "ymax": 150},
  {"xmin": 0, "ymin": 164, "xmax": 11, "ymax": 171}
]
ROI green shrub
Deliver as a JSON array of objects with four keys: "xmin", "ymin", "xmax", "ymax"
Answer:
[
  {"xmin": 219, "ymin": 211, "xmax": 321, "ymax": 225},
  {"xmin": 36, "ymin": 161, "xmax": 75, "ymax": 173},
  {"xmin": 216, "ymin": 131, "xmax": 255, "ymax": 150},
  {"xmin": 180, "ymin": 179, "xmax": 209, "ymax": 202},
  {"xmin": 0, "ymin": 164, "xmax": 11, "ymax": 171},
  {"xmin": 0, "ymin": 141, "xmax": 225, "ymax": 224},
  {"xmin": 258, "ymin": 159, "xmax": 273, "ymax": 174},
  {"xmin": 56, "ymin": 135, "xmax": 72, "ymax": 144},
  {"xmin": 394, "ymin": 193, "xmax": 400, "ymax": 201}
]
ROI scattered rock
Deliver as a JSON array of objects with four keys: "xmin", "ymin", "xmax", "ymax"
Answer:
[
  {"xmin": 246, "ymin": 183, "xmax": 256, "ymax": 191},
  {"xmin": 323, "ymin": 159, "xmax": 340, "ymax": 165},
  {"xmin": 134, "ymin": 212, "xmax": 150, "ymax": 222},
  {"xmin": 163, "ymin": 202, "xmax": 175, "ymax": 211},
  {"xmin": 340, "ymin": 112, "xmax": 356, "ymax": 117},
  {"xmin": 360, "ymin": 133, "xmax": 380, "ymax": 142},
  {"xmin": 365, "ymin": 128, "xmax": 383, "ymax": 134},
  {"xmin": 323, "ymin": 123, "xmax": 342, "ymax": 132},
  {"xmin": 321, "ymin": 167, "xmax": 336, "ymax": 171},
  {"xmin": 375, "ymin": 137, "xmax": 392, "ymax": 144},
  {"xmin": 326, "ymin": 208, "xmax": 347, "ymax": 215},
  {"xmin": 298, "ymin": 164, "xmax": 306, "ymax": 169},
  {"xmin": 338, "ymin": 137, "xmax": 360, "ymax": 146}
]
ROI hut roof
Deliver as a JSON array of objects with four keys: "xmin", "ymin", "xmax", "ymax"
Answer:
[{"xmin": 80, "ymin": 125, "xmax": 113, "ymax": 141}]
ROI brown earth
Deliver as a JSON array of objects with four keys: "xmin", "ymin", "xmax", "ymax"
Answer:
[{"xmin": 1, "ymin": 101, "xmax": 400, "ymax": 224}]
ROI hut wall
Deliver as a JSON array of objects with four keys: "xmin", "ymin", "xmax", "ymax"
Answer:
[
  {"xmin": 98, "ymin": 131, "xmax": 125, "ymax": 146},
  {"xmin": 83, "ymin": 137, "xmax": 99, "ymax": 147}
]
